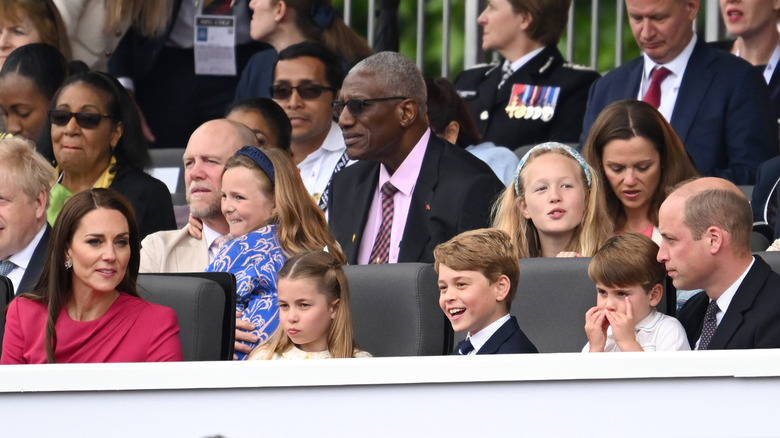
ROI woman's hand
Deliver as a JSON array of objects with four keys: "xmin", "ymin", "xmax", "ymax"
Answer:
[
  {"xmin": 188, "ymin": 214, "xmax": 204, "ymax": 239},
  {"xmin": 584, "ymin": 306, "xmax": 608, "ymax": 352}
]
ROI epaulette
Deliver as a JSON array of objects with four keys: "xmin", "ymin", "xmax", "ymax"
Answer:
[{"xmin": 562, "ymin": 62, "xmax": 596, "ymax": 71}]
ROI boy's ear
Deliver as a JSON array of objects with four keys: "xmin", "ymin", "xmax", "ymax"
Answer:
[
  {"xmin": 494, "ymin": 275, "xmax": 511, "ymax": 302},
  {"xmin": 649, "ymin": 284, "xmax": 663, "ymax": 307}
]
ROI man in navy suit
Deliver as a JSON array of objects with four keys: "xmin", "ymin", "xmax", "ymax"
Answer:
[
  {"xmin": 328, "ymin": 52, "xmax": 504, "ymax": 264},
  {"xmin": 580, "ymin": 0, "xmax": 777, "ymax": 185},
  {"xmin": 658, "ymin": 177, "xmax": 780, "ymax": 349},
  {"xmin": 0, "ymin": 139, "xmax": 54, "ymax": 295}
]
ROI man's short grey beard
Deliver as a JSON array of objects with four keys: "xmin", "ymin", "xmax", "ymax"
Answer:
[{"xmin": 188, "ymin": 201, "xmax": 222, "ymax": 222}]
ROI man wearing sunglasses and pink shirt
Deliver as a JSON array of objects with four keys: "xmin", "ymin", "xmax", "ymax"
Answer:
[
  {"xmin": 270, "ymin": 41, "xmax": 349, "ymax": 212},
  {"xmin": 328, "ymin": 51, "xmax": 505, "ymax": 264}
]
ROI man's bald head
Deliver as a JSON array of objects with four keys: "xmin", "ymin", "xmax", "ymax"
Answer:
[
  {"xmin": 667, "ymin": 177, "xmax": 752, "ymax": 250},
  {"xmin": 183, "ymin": 119, "xmax": 259, "ymax": 224}
]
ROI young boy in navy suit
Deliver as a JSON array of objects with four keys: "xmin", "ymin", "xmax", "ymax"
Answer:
[{"xmin": 434, "ymin": 228, "xmax": 538, "ymax": 355}]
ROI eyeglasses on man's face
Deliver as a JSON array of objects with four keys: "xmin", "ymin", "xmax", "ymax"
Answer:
[
  {"xmin": 331, "ymin": 97, "xmax": 408, "ymax": 118},
  {"xmin": 269, "ymin": 83, "xmax": 336, "ymax": 100}
]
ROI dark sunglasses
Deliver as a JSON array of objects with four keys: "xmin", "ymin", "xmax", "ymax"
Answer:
[
  {"xmin": 269, "ymin": 83, "xmax": 336, "ymax": 100},
  {"xmin": 48, "ymin": 109, "xmax": 113, "ymax": 129},
  {"xmin": 331, "ymin": 97, "xmax": 407, "ymax": 118}
]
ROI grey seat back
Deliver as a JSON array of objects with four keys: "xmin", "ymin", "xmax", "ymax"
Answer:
[
  {"xmin": 345, "ymin": 263, "xmax": 452, "ymax": 357},
  {"xmin": 512, "ymin": 257, "xmax": 596, "ymax": 352},
  {"xmin": 755, "ymin": 251, "xmax": 780, "ymax": 274},
  {"xmin": 510, "ymin": 257, "xmax": 673, "ymax": 352},
  {"xmin": 138, "ymin": 274, "xmax": 227, "ymax": 361}
]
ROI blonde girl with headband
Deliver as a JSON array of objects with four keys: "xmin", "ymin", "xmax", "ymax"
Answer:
[
  {"xmin": 206, "ymin": 146, "xmax": 345, "ymax": 359},
  {"xmin": 492, "ymin": 142, "xmax": 612, "ymax": 258},
  {"xmin": 248, "ymin": 250, "xmax": 371, "ymax": 360}
]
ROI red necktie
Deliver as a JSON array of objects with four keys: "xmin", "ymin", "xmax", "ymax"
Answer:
[
  {"xmin": 369, "ymin": 182, "xmax": 399, "ymax": 264},
  {"xmin": 643, "ymin": 66, "xmax": 671, "ymax": 109}
]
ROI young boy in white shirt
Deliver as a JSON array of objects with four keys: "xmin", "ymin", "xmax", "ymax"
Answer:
[{"xmin": 584, "ymin": 233, "xmax": 689, "ymax": 352}]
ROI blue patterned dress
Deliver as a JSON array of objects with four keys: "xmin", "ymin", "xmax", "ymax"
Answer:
[{"xmin": 207, "ymin": 224, "xmax": 288, "ymax": 360}]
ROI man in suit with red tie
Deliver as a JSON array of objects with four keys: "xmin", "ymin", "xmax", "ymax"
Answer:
[
  {"xmin": 328, "ymin": 52, "xmax": 504, "ymax": 265},
  {"xmin": 657, "ymin": 177, "xmax": 780, "ymax": 349},
  {"xmin": 580, "ymin": 0, "xmax": 778, "ymax": 185}
]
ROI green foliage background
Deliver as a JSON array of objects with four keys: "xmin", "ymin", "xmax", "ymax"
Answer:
[{"xmin": 332, "ymin": 1, "xmax": 643, "ymax": 79}]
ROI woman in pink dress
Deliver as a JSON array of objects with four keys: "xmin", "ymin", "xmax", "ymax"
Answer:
[{"xmin": 1, "ymin": 188, "xmax": 182, "ymax": 364}]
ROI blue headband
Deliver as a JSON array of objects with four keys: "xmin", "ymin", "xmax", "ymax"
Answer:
[
  {"xmin": 514, "ymin": 142, "xmax": 592, "ymax": 196},
  {"xmin": 310, "ymin": 3, "xmax": 336, "ymax": 29},
  {"xmin": 235, "ymin": 146, "xmax": 275, "ymax": 185}
]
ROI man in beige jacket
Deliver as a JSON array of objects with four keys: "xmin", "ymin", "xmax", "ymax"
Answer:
[{"xmin": 140, "ymin": 119, "xmax": 258, "ymax": 273}]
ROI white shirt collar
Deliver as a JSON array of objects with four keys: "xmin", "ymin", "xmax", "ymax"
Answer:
[
  {"xmin": 508, "ymin": 46, "xmax": 546, "ymax": 74},
  {"xmin": 643, "ymin": 33, "xmax": 697, "ymax": 80},
  {"xmin": 8, "ymin": 224, "xmax": 46, "ymax": 271},
  {"xmin": 467, "ymin": 314, "xmax": 511, "ymax": 355},
  {"xmin": 713, "ymin": 257, "xmax": 755, "ymax": 325},
  {"xmin": 297, "ymin": 122, "xmax": 346, "ymax": 167}
]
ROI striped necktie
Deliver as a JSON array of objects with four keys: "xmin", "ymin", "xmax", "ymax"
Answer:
[
  {"xmin": 318, "ymin": 151, "xmax": 350, "ymax": 211},
  {"xmin": 368, "ymin": 182, "xmax": 399, "ymax": 264}
]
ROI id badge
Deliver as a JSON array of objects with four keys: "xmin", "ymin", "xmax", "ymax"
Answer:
[{"xmin": 194, "ymin": 15, "xmax": 236, "ymax": 76}]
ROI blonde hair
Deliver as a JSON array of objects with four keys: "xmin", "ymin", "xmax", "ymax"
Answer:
[
  {"xmin": 224, "ymin": 148, "xmax": 346, "ymax": 263},
  {"xmin": 0, "ymin": 137, "xmax": 55, "ymax": 205},
  {"xmin": 248, "ymin": 251, "xmax": 358, "ymax": 359},
  {"xmin": 433, "ymin": 229, "xmax": 519, "ymax": 310},
  {"xmin": 492, "ymin": 147, "xmax": 612, "ymax": 258},
  {"xmin": 105, "ymin": 0, "xmax": 174, "ymax": 37}
]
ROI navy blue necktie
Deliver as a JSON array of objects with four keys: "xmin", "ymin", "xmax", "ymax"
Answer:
[{"xmin": 455, "ymin": 338, "xmax": 474, "ymax": 355}]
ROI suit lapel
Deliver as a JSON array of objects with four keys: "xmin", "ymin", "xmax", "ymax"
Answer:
[
  {"xmin": 336, "ymin": 163, "xmax": 380, "ymax": 264},
  {"xmin": 398, "ymin": 137, "xmax": 441, "ymax": 263},
  {"xmin": 671, "ymin": 39, "xmax": 715, "ymax": 143},
  {"xmin": 709, "ymin": 258, "xmax": 770, "ymax": 349},
  {"xmin": 476, "ymin": 317, "xmax": 517, "ymax": 355},
  {"xmin": 17, "ymin": 225, "xmax": 51, "ymax": 295}
]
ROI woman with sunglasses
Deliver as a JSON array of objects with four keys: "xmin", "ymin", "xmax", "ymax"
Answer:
[
  {"xmin": 235, "ymin": 0, "xmax": 372, "ymax": 99},
  {"xmin": 44, "ymin": 71, "xmax": 175, "ymax": 239}
]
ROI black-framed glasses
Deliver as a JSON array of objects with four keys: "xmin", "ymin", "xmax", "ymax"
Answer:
[
  {"xmin": 331, "ymin": 97, "xmax": 407, "ymax": 118},
  {"xmin": 48, "ymin": 110, "xmax": 113, "ymax": 129},
  {"xmin": 269, "ymin": 83, "xmax": 336, "ymax": 100}
]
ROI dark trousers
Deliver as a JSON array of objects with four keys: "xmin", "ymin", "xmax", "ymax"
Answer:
[{"xmin": 136, "ymin": 43, "xmax": 261, "ymax": 149}]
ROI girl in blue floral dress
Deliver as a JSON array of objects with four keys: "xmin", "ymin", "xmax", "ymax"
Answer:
[{"xmin": 207, "ymin": 147, "xmax": 344, "ymax": 359}]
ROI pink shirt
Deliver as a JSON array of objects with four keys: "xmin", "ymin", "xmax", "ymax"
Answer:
[
  {"xmin": 1, "ymin": 293, "xmax": 182, "ymax": 364},
  {"xmin": 358, "ymin": 130, "xmax": 431, "ymax": 264}
]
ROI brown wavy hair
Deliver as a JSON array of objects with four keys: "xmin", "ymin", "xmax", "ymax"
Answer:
[
  {"xmin": 582, "ymin": 99, "xmax": 698, "ymax": 231},
  {"xmin": 23, "ymin": 188, "xmax": 140, "ymax": 363}
]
